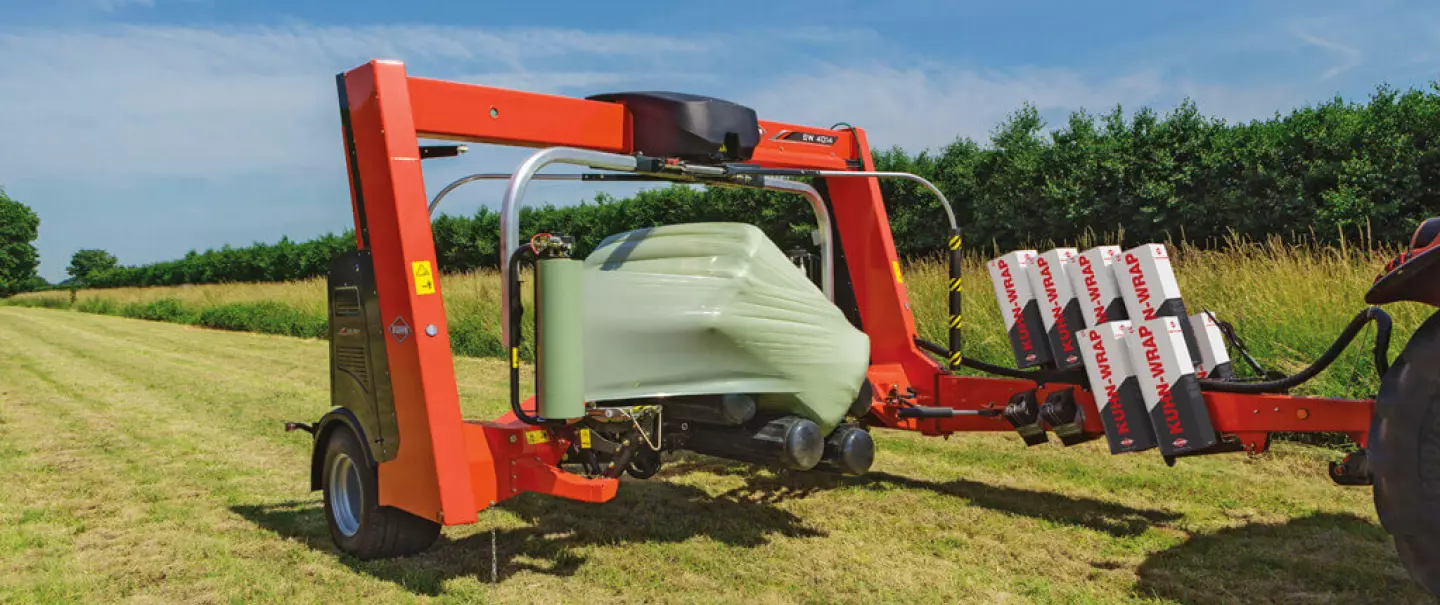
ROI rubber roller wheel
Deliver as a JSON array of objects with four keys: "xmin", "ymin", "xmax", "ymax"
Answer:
[
  {"xmin": 1370, "ymin": 311, "xmax": 1440, "ymax": 597},
  {"xmin": 626, "ymin": 448, "xmax": 662, "ymax": 479},
  {"xmin": 321, "ymin": 426, "xmax": 440, "ymax": 559}
]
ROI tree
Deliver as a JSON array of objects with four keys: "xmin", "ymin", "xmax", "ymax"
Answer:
[
  {"xmin": 67, "ymin": 249, "xmax": 119, "ymax": 284},
  {"xmin": 24, "ymin": 275, "xmax": 50, "ymax": 292},
  {"xmin": 0, "ymin": 188, "xmax": 40, "ymax": 297}
]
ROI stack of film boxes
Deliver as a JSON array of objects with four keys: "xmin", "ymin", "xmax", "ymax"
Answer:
[{"xmin": 987, "ymin": 243, "xmax": 1234, "ymax": 456}]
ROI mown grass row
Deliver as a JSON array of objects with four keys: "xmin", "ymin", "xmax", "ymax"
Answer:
[
  {"xmin": 6, "ymin": 273, "xmax": 518, "ymax": 358},
  {"xmin": 9, "ymin": 239, "xmax": 1433, "ymax": 401}
]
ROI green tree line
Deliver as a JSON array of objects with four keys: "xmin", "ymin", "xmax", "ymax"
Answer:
[{"xmin": 78, "ymin": 84, "xmax": 1440, "ymax": 288}]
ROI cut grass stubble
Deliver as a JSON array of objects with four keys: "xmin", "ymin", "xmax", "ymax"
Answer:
[{"xmin": 0, "ymin": 307, "xmax": 1433, "ymax": 603}]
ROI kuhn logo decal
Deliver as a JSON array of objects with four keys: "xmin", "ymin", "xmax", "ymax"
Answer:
[
  {"xmin": 1036, "ymin": 257, "xmax": 1076, "ymax": 355},
  {"xmin": 1077, "ymin": 255, "xmax": 1107, "ymax": 323},
  {"xmin": 1138, "ymin": 324, "xmax": 1184, "ymax": 436},
  {"xmin": 997, "ymin": 259, "xmax": 1035, "ymax": 354},
  {"xmin": 1088, "ymin": 330, "xmax": 1128, "ymax": 436},
  {"xmin": 1125, "ymin": 253, "xmax": 1158, "ymax": 320}
]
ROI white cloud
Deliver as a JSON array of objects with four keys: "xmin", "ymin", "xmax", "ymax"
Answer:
[
  {"xmin": 0, "ymin": 24, "xmax": 716, "ymax": 182},
  {"xmin": 1292, "ymin": 27, "xmax": 1364, "ymax": 80},
  {"xmin": 745, "ymin": 63, "xmax": 1169, "ymax": 151}
]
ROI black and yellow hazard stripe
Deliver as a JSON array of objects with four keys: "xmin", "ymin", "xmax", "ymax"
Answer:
[{"xmin": 947, "ymin": 227, "xmax": 964, "ymax": 370}]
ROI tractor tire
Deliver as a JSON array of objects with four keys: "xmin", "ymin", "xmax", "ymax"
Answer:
[
  {"xmin": 1370, "ymin": 311, "xmax": 1440, "ymax": 598},
  {"xmin": 1396, "ymin": 533, "xmax": 1440, "ymax": 596},
  {"xmin": 321, "ymin": 426, "xmax": 440, "ymax": 559}
]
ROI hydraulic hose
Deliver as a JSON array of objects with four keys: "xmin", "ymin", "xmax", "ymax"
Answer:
[
  {"xmin": 915, "ymin": 338, "xmax": 1087, "ymax": 385},
  {"xmin": 1199, "ymin": 306, "xmax": 1392, "ymax": 394},
  {"xmin": 506, "ymin": 244, "xmax": 560, "ymax": 426}
]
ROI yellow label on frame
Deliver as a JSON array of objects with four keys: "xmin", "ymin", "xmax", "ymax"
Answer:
[
  {"xmin": 891, "ymin": 260, "xmax": 905, "ymax": 284},
  {"xmin": 579, "ymin": 429, "xmax": 592, "ymax": 449},
  {"xmin": 525, "ymin": 430, "xmax": 550, "ymax": 445},
  {"xmin": 412, "ymin": 260, "xmax": 435, "ymax": 295}
]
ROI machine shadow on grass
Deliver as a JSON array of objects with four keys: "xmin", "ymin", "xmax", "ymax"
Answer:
[
  {"xmin": 232, "ymin": 473, "xmax": 825, "ymax": 595},
  {"xmin": 667, "ymin": 460, "xmax": 1183, "ymax": 539},
  {"xmin": 1132, "ymin": 512, "xmax": 1433, "ymax": 604},
  {"xmin": 233, "ymin": 457, "xmax": 1196, "ymax": 595}
]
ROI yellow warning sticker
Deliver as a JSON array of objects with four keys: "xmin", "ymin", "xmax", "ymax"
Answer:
[
  {"xmin": 524, "ymin": 430, "xmax": 550, "ymax": 445},
  {"xmin": 510, "ymin": 348, "xmax": 519, "ymax": 369},
  {"xmin": 578, "ymin": 429, "xmax": 592, "ymax": 449},
  {"xmin": 412, "ymin": 260, "xmax": 435, "ymax": 295},
  {"xmin": 891, "ymin": 260, "xmax": 905, "ymax": 284}
]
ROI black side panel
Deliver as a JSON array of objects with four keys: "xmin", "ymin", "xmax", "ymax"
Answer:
[
  {"xmin": 329, "ymin": 250, "xmax": 399, "ymax": 461},
  {"xmin": 336, "ymin": 73, "xmax": 369, "ymax": 249}
]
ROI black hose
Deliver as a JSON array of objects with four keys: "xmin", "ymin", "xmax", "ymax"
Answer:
[
  {"xmin": 914, "ymin": 338, "xmax": 1087, "ymax": 385},
  {"xmin": 506, "ymin": 245, "xmax": 557, "ymax": 426},
  {"xmin": 1199, "ymin": 306, "xmax": 1392, "ymax": 394}
]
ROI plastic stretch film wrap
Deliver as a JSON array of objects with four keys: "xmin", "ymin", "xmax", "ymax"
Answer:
[{"xmin": 580, "ymin": 223, "xmax": 870, "ymax": 434}]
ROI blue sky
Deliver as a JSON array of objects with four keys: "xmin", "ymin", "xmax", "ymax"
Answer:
[{"xmin": 3, "ymin": 0, "xmax": 1439, "ymax": 281}]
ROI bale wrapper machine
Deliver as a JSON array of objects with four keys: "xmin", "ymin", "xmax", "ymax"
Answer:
[{"xmin": 293, "ymin": 59, "xmax": 1440, "ymax": 595}]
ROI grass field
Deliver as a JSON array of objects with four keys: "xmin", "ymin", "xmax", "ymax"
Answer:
[
  {"xmin": 0, "ymin": 306, "xmax": 1434, "ymax": 604},
  {"xmin": 9, "ymin": 240, "xmax": 1434, "ymax": 401}
]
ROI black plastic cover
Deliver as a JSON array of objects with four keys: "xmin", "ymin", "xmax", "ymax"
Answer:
[
  {"xmin": 328, "ymin": 250, "xmax": 399, "ymax": 462},
  {"xmin": 587, "ymin": 91, "xmax": 759, "ymax": 163}
]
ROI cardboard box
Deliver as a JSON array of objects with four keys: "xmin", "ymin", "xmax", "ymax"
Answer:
[
  {"xmin": 1069, "ymin": 246, "xmax": 1128, "ymax": 328},
  {"xmin": 1189, "ymin": 312, "xmax": 1236, "ymax": 379},
  {"xmin": 1116, "ymin": 243, "xmax": 1201, "ymax": 368},
  {"xmin": 1026, "ymin": 248, "xmax": 1085, "ymax": 369},
  {"xmin": 1124, "ymin": 316, "xmax": 1219, "ymax": 456},
  {"xmin": 986, "ymin": 251, "xmax": 1053, "ymax": 368},
  {"xmin": 1078, "ymin": 321, "xmax": 1158, "ymax": 453}
]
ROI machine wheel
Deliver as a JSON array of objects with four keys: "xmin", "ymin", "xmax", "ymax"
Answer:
[
  {"xmin": 322, "ymin": 426, "xmax": 440, "ymax": 559},
  {"xmin": 1371, "ymin": 311, "xmax": 1440, "ymax": 598},
  {"xmin": 626, "ymin": 448, "xmax": 662, "ymax": 479},
  {"xmin": 1396, "ymin": 533, "xmax": 1440, "ymax": 596}
]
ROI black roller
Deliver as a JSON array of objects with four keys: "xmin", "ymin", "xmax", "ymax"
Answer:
[
  {"xmin": 1370, "ymin": 310, "xmax": 1440, "ymax": 598},
  {"xmin": 661, "ymin": 394, "xmax": 757, "ymax": 426},
  {"xmin": 680, "ymin": 416, "xmax": 825, "ymax": 470},
  {"xmin": 817, "ymin": 425, "xmax": 874, "ymax": 476}
]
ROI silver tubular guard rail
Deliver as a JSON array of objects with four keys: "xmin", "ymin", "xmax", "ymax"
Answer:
[{"xmin": 425, "ymin": 147, "xmax": 836, "ymax": 353}]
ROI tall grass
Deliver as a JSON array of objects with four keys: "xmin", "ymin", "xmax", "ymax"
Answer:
[{"xmin": 10, "ymin": 242, "xmax": 1430, "ymax": 400}]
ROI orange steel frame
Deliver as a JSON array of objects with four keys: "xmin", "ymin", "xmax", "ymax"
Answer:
[{"xmin": 338, "ymin": 60, "xmax": 1375, "ymax": 526}]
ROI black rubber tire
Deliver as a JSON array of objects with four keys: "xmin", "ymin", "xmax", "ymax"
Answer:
[
  {"xmin": 1396, "ymin": 533, "xmax": 1440, "ymax": 597},
  {"xmin": 321, "ymin": 427, "xmax": 440, "ymax": 559},
  {"xmin": 1371, "ymin": 311, "xmax": 1440, "ymax": 599},
  {"xmin": 626, "ymin": 449, "xmax": 662, "ymax": 479}
]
